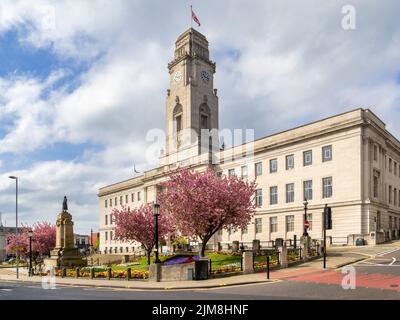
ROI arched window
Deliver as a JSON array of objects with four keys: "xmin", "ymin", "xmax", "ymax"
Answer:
[
  {"xmin": 173, "ymin": 104, "xmax": 183, "ymax": 133},
  {"xmin": 199, "ymin": 104, "xmax": 211, "ymax": 130}
]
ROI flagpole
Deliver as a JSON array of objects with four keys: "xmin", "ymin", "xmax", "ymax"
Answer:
[
  {"xmin": 190, "ymin": 5, "xmax": 194, "ymax": 57},
  {"xmin": 190, "ymin": 5, "xmax": 193, "ymax": 29}
]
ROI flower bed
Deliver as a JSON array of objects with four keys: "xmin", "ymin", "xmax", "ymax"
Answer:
[{"xmin": 163, "ymin": 255, "xmax": 200, "ymax": 265}]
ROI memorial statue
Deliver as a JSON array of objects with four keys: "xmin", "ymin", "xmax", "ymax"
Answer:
[
  {"xmin": 62, "ymin": 196, "xmax": 68, "ymax": 212},
  {"xmin": 44, "ymin": 196, "xmax": 86, "ymax": 269}
]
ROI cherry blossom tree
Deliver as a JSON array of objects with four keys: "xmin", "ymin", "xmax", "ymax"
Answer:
[
  {"xmin": 158, "ymin": 168, "xmax": 258, "ymax": 257},
  {"xmin": 6, "ymin": 222, "xmax": 56, "ymax": 260},
  {"xmin": 113, "ymin": 204, "xmax": 175, "ymax": 265}
]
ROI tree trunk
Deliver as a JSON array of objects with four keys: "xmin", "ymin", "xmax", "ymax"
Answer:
[
  {"xmin": 147, "ymin": 251, "xmax": 151, "ymax": 266},
  {"xmin": 201, "ymin": 243, "xmax": 207, "ymax": 258}
]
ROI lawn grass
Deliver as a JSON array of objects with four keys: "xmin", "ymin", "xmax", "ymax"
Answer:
[{"xmin": 81, "ymin": 252, "xmax": 252, "ymax": 273}]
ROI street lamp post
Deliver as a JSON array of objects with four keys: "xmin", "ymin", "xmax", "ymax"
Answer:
[
  {"xmin": 28, "ymin": 230, "xmax": 33, "ymax": 277},
  {"xmin": 153, "ymin": 203, "xmax": 161, "ymax": 264},
  {"xmin": 303, "ymin": 198, "xmax": 309, "ymax": 237},
  {"xmin": 9, "ymin": 176, "xmax": 19, "ymax": 279}
]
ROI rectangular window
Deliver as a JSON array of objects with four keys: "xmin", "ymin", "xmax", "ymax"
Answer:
[
  {"xmin": 270, "ymin": 186, "xmax": 278, "ymax": 205},
  {"xmin": 270, "ymin": 217, "xmax": 278, "ymax": 233},
  {"xmin": 120, "ymin": 196, "xmax": 123, "ymax": 206},
  {"xmin": 255, "ymin": 218, "xmax": 262, "ymax": 234},
  {"xmin": 241, "ymin": 166, "xmax": 248, "ymax": 179},
  {"xmin": 255, "ymin": 189, "xmax": 263, "ymax": 207},
  {"xmin": 307, "ymin": 213, "xmax": 313, "ymax": 231},
  {"xmin": 373, "ymin": 175, "xmax": 379, "ymax": 198},
  {"xmin": 105, "ymin": 215, "xmax": 108, "ymax": 226},
  {"xmin": 110, "ymin": 231, "xmax": 113, "ymax": 240},
  {"xmin": 389, "ymin": 158, "xmax": 392, "ymax": 172},
  {"xmin": 110, "ymin": 213, "xmax": 114, "ymax": 224},
  {"xmin": 200, "ymin": 115, "xmax": 208, "ymax": 129},
  {"xmin": 286, "ymin": 215, "xmax": 295, "ymax": 232},
  {"xmin": 105, "ymin": 199, "xmax": 108, "ymax": 208},
  {"xmin": 377, "ymin": 211, "xmax": 381, "ymax": 230},
  {"xmin": 131, "ymin": 193, "xmax": 134, "ymax": 202},
  {"xmin": 389, "ymin": 216, "xmax": 393, "ymax": 230},
  {"xmin": 228, "ymin": 169, "xmax": 235, "ymax": 178},
  {"xmin": 394, "ymin": 188, "xmax": 398, "ymax": 207},
  {"xmin": 110, "ymin": 199, "xmax": 112, "ymax": 208},
  {"xmin": 389, "ymin": 185, "xmax": 392, "ymax": 204},
  {"xmin": 303, "ymin": 150, "xmax": 312, "ymax": 166},
  {"xmin": 255, "ymin": 162, "xmax": 263, "ymax": 177},
  {"xmin": 322, "ymin": 145, "xmax": 332, "ymax": 162},
  {"xmin": 394, "ymin": 162, "xmax": 397, "ymax": 176},
  {"xmin": 303, "ymin": 180, "xmax": 313, "ymax": 201},
  {"xmin": 373, "ymin": 145, "xmax": 378, "ymax": 161},
  {"xmin": 242, "ymin": 226, "xmax": 248, "ymax": 234},
  {"xmin": 114, "ymin": 197, "xmax": 117, "ymax": 206},
  {"xmin": 176, "ymin": 115, "xmax": 182, "ymax": 133},
  {"xmin": 125, "ymin": 194, "xmax": 128, "ymax": 204},
  {"xmin": 270, "ymin": 159, "xmax": 278, "ymax": 173},
  {"xmin": 105, "ymin": 231, "xmax": 108, "ymax": 241},
  {"xmin": 286, "ymin": 183, "xmax": 295, "ymax": 203},
  {"xmin": 322, "ymin": 177, "xmax": 333, "ymax": 198},
  {"xmin": 286, "ymin": 154, "xmax": 294, "ymax": 170},
  {"xmin": 138, "ymin": 192, "xmax": 141, "ymax": 201}
]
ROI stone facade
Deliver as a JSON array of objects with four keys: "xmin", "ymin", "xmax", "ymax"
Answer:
[
  {"xmin": 0, "ymin": 226, "xmax": 23, "ymax": 261},
  {"xmin": 98, "ymin": 28, "xmax": 400, "ymax": 254}
]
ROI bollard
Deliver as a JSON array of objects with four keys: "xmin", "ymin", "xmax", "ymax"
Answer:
[
  {"xmin": 62, "ymin": 268, "xmax": 66, "ymax": 278},
  {"xmin": 267, "ymin": 256, "xmax": 270, "ymax": 280},
  {"xmin": 126, "ymin": 268, "xmax": 131, "ymax": 281},
  {"xmin": 76, "ymin": 268, "xmax": 80, "ymax": 278},
  {"xmin": 90, "ymin": 268, "xmax": 95, "ymax": 279},
  {"xmin": 107, "ymin": 267, "xmax": 112, "ymax": 280}
]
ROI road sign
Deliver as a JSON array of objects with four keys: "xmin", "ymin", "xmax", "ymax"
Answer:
[
  {"xmin": 324, "ymin": 206, "xmax": 332, "ymax": 230},
  {"xmin": 304, "ymin": 220, "xmax": 310, "ymax": 229}
]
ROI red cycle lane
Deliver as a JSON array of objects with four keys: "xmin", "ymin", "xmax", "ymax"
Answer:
[{"xmin": 271, "ymin": 267, "xmax": 400, "ymax": 292}]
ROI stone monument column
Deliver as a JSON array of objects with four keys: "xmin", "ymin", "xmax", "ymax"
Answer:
[{"xmin": 44, "ymin": 197, "xmax": 86, "ymax": 269}]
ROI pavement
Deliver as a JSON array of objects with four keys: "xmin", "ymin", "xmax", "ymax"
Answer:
[{"xmin": 0, "ymin": 244, "xmax": 378, "ymax": 291}]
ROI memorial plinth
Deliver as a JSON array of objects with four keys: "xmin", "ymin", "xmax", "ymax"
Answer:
[{"xmin": 45, "ymin": 205, "xmax": 86, "ymax": 268}]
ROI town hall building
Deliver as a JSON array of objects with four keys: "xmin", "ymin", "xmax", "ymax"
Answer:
[{"xmin": 98, "ymin": 28, "xmax": 400, "ymax": 255}]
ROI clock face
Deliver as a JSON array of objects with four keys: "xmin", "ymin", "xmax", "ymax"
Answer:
[
  {"xmin": 174, "ymin": 71, "xmax": 182, "ymax": 83},
  {"xmin": 201, "ymin": 71, "xmax": 210, "ymax": 82}
]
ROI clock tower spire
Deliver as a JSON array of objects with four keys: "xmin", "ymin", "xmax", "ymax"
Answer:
[{"xmin": 160, "ymin": 28, "xmax": 219, "ymax": 166}]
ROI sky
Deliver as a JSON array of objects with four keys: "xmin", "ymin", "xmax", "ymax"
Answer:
[{"xmin": 0, "ymin": 0, "xmax": 399, "ymax": 234}]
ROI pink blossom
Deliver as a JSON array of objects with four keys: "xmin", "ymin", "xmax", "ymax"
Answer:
[
  {"xmin": 6, "ymin": 222, "xmax": 56, "ymax": 258},
  {"xmin": 113, "ymin": 204, "xmax": 175, "ymax": 265},
  {"xmin": 158, "ymin": 168, "xmax": 257, "ymax": 256}
]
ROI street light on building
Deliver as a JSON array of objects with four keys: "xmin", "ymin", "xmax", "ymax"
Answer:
[
  {"xmin": 9, "ymin": 176, "xmax": 19, "ymax": 279},
  {"xmin": 303, "ymin": 198, "xmax": 309, "ymax": 237},
  {"xmin": 153, "ymin": 203, "xmax": 161, "ymax": 264},
  {"xmin": 27, "ymin": 229, "xmax": 33, "ymax": 277}
]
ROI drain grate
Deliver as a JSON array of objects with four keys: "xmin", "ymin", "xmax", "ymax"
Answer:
[{"xmin": 389, "ymin": 284, "xmax": 398, "ymax": 288}]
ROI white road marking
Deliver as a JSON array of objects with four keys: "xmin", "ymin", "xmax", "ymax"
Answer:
[
  {"xmin": 389, "ymin": 258, "xmax": 396, "ymax": 266},
  {"xmin": 377, "ymin": 248, "xmax": 400, "ymax": 257},
  {"xmin": 0, "ymin": 289, "xmax": 13, "ymax": 292}
]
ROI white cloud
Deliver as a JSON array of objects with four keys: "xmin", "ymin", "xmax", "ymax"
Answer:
[{"xmin": 1, "ymin": 0, "xmax": 400, "ymax": 233}]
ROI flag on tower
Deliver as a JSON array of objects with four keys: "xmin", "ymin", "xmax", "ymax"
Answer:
[{"xmin": 191, "ymin": 7, "xmax": 201, "ymax": 27}]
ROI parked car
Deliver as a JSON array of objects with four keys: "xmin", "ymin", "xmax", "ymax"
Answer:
[{"xmin": 4, "ymin": 257, "xmax": 16, "ymax": 263}]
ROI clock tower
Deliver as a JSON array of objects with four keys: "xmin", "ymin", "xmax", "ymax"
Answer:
[{"xmin": 160, "ymin": 28, "xmax": 219, "ymax": 166}]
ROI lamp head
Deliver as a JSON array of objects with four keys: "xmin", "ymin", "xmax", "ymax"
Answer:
[
  {"xmin": 9, "ymin": 176, "xmax": 17, "ymax": 180},
  {"xmin": 303, "ymin": 198, "xmax": 308, "ymax": 206},
  {"xmin": 153, "ymin": 203, "xmax": 160, "ymax": 216},
  {"xmin": 27, "ymin": 230, "xmax": 33, "ymax": 238}
]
